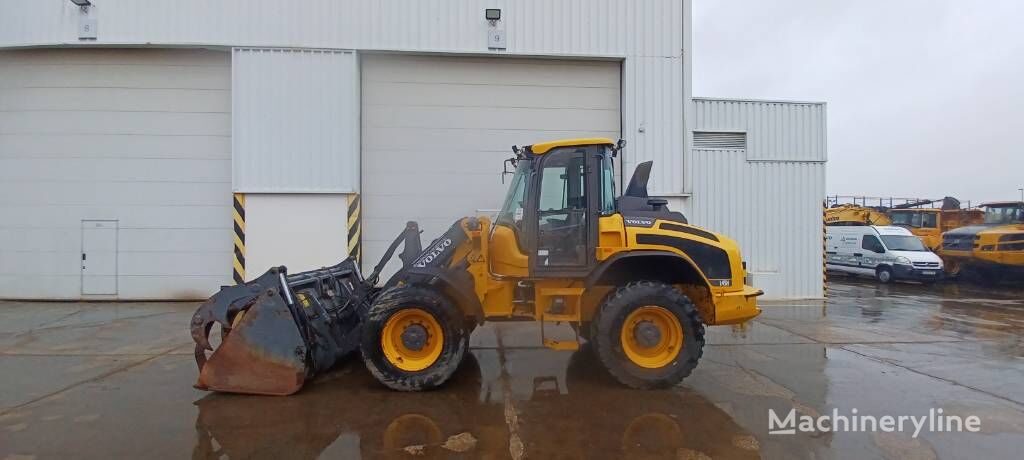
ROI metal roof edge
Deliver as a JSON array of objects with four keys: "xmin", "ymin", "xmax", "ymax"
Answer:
[{"xmin": 693, "ymin": 96, "xmax": 827, "ymax": 106}]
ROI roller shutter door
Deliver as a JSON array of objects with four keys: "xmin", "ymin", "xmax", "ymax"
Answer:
[
  {"xmin": 0, "ymin": 49, "xmax": 231, "ymax": 299},
  {"xmin": 360, "ymin": 54, "xmax": 620, "ymax": 274}
]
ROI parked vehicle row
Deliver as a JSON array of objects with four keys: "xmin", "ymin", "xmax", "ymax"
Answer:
[{"xmin": 825, "ymin": 199, "xmax": 1024, "ymax": 283}]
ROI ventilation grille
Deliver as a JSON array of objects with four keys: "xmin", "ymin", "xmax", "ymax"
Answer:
[{"xmin": 693, "ymin": 131, "xmax": 746, "ymax": 150}]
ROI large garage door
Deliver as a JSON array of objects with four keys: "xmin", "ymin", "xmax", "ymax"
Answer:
[
  {"xmin": 361, "ymin": 54, "xmax": 620, "ymax": 275},
  {"xmin": 0, "ymin": 49, "xmax": 231, "ymax": 299}
]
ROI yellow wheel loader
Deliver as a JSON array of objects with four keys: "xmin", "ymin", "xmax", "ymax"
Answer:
[
  {"xmin": 191, "ymin": 138, "xmax": 763, "ymax": 395},
  {"xmin": 940, "ymin": 201, "xmax": 1024, "ymax": 279}
]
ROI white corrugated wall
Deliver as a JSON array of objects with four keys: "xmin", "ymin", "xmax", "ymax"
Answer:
[
  {"xmin": 0, "ymin": 0, "xmax": 691, "ymax": 196},
  {"xmin": 690, "ymin": 98, "xmax": 827, "ymax": 299},
  {"xmin": 693, "ymin": 98, "xmax": 827, "ymax": 162},
  {"xmin": 232, "ymin": 48, "xmax": 359, "ymax": 193},
  {"xmin": 0, "ymin": 0, "xmax": 680, "ymax": 57}
]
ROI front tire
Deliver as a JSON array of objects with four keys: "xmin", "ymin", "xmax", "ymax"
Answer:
[
  {"xmin": 876, "ymin": 266, "xmax": 893, "ymax": 284},
  {"xmin": 591, "ymin": 281, "xmax": 705, "ymax": 389},
  {"xmin": 360, "ymin": 285, "xmax": 468, "ymax": 391}
]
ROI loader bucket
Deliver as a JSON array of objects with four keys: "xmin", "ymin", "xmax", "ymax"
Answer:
[
  {"xmin": 194, "ymin": 289, "xmax": 309, "ymax": 395},
  {"xmin": 191, "ymin": 261, "xmax": 373, "ymax": 395}
]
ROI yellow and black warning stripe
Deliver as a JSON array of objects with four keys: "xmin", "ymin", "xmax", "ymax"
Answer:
[
  {"xmin": 822, "ymin": 199, "xmax": 827, "ymax": 297},
  {"xmin": 233, "ymin": 193, "xmax": 246, "ymax": 284},
  {"xmin": 347, "ymin": 193, "xmax": 361, "ymax": 263}
]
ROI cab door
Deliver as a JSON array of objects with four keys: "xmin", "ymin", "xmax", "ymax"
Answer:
[{"xmin": 526, "ymin": 146, "xmax": 600, "ymax": 277}]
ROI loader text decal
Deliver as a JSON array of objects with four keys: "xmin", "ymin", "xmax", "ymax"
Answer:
[
  {"xmin": 414, "ymin": 238, "xmax": 453, "ymax": 268},
  {"xmin": 623, "ymin": 217, "xmax": 655, "ymax": 227}
]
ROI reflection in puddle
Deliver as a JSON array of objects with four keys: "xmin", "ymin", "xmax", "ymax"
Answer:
[{"xmin": 191, "ymin": 348, "xmax": 760, "ymax": 459}]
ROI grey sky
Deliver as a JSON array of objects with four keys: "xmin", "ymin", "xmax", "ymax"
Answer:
[{"xmin": 693, "ymin": 0, "xmax": 1024, "ymax": 205}]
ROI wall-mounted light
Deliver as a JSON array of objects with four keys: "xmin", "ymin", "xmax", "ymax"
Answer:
[
  {"xmin": 485, "ymin": 9, "xmax": 505, "ymax": 50},
  {"xmin": 69, "ymin": 0, "xmax": 92, "ymax": 12}
]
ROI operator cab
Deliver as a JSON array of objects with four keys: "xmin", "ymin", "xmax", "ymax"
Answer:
[
  {"xmin": 889, "ymin": 209, "xmax": 939, "ymax": 229},
  {"xmin": 493, "ymin": 138, "xmax": 686, "ymax": 278},
  {"xmin": 981, "ymin": 202, "xmax": 1024, "ymax": 225},
  {"xmin": 495, "ymin": 139, "xmax": 613, "ymax": 276}
]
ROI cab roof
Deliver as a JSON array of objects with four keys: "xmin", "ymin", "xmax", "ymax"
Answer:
[
  {"xmin": 528, "ymin": 137, "xmax": 615, "ymax": 154},
  {"xmin": 874, "ymin": 225, "xmax": 914, "ymax": 236},
  {"xmin": 981, "ymin": 201, "xmax": 1024, "ymax": 207}
]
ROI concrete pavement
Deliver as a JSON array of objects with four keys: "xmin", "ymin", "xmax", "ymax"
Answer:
[{"xmin": 2, "ymin": 279, "xmax": 1023, "ymax": 459}]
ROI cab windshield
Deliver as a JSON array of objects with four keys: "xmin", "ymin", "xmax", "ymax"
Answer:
[
  {"xmin": 880, "ymin": 235, "xmax": 927, "ymax": 251},
  {"xmin": 890, "ymin": 211, "xmax": 937, "ymax": 228},
  {"xmin": 496, "ymin": 160, "xmax": 531, "ymax": 230},
  {"xmin": 983, "ymin": 205, "xmax": 1024, "ymax": 225}
]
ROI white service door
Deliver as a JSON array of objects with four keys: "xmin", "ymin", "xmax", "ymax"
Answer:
[
  {"xmin": 81, "ymin": 220, "xmax": 118, "ymax": 295},
  {"xmin": 360, "ymin": 55, "xmax": 621, "ymax": 275}
]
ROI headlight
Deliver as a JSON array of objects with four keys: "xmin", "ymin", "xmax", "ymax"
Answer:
[{"xmin": 895, "ymin": 256, "xmax": 912, "ymax": 265}]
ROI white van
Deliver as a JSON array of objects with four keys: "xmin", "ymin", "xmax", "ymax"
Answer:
[{"xmin": 826, "ymin": 225, "xmax": 944, "ymax": 283}]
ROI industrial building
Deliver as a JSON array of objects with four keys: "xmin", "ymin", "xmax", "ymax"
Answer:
[{"xmin": 0, "ymin": 0, "xmax": 825, "ymax": 300}]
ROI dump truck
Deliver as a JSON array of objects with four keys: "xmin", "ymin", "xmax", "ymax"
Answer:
[
  {"xmin": 191, "ymin": 138, "xmax": 763, "ymax": 395},
  {"xmin": 940, "ymin": 201, "xmax": 1024, "ymax": 279}
]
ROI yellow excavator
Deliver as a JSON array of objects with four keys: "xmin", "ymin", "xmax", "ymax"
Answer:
[
  {"xmin": 191, "ymin": 138, "xmax": 763, "ymax": 395},
  {"xmin": 940, "ymin": 201, "xmax": 1024, "ymax": 279},
  {"xmin": 824, "ymin": 204, "xmax": 892, "ymax": 226}
]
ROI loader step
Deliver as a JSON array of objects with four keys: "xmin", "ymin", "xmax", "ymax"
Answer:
[
  {"xmin": 541, "ymin": 313, "xmax": 578, "ymax": 322},
  {"xmin": 542, "ymin": 338, "xmax": 580, "ymax": 351}
]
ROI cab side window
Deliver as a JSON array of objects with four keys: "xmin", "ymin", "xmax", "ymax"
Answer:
[{"xmin": 862, "ymin": 235, "xmax": 884, "ymax": 253}]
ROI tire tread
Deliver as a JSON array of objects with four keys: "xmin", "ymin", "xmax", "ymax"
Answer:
[
  {"xmin": 592, "ymin": 280, "xmax": 705, "ymax": 389},
  {"xmin": 360, "ymin": 285, "xmax": 467, "ymax": 391}
]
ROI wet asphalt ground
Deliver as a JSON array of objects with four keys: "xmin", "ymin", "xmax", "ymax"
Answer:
[{"xmin": 1, "ymin": 278, "xmax": 1023, "ymax": 459}]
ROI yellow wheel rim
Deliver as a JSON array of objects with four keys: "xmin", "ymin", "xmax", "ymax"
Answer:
[
  {"xmin": 381, "ymin": 308, "xmax": 444, "ymax": 372},
  {"xmin": 620, "ymin": 306, "xmax": 683, "ymax": 369}
]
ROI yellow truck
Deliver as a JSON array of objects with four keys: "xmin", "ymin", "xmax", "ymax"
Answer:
[
  {"xmin": 889, "ymin": 207, "xmax": 984, "ymax": 251},
  {"xmin": 941, "ymin": 201, "xmax": 1024, "ymax": 279}
]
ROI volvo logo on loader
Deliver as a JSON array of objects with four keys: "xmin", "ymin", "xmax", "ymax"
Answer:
[
  {"xmin": 624, "ymin": 217, "xmax": 655, "ymax": 227},
  {"xmin": 414, "ymin": 238, "xmax": 453, "ymax": 268}
]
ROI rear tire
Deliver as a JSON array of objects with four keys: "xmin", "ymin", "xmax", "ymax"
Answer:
[
  {"xmin": 591, "ymin": 281, "xmax": 705, "ymax": 389},
  {"xmin": 360, "ymin": 285, "xmax": 468, "ymax": 391},
  {"xmin": 876, "ymin": 266, "xmax": 893, "ymax": 284}
]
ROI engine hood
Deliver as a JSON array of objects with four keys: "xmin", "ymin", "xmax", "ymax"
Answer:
[{"xmin": 944, "ymin": 224, "xmax": 996, "ymax": 237}]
